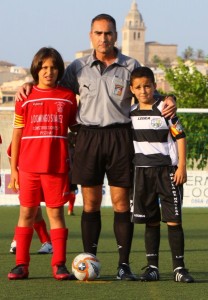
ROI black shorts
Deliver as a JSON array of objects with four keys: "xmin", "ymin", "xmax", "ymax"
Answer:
[
  {"xmin": 72, "ymin": 124, "xmax": 134, "ymax": 187},
  {"xmin": 131, "ymin": 166, "xmax": 183, "ymax": 224}
]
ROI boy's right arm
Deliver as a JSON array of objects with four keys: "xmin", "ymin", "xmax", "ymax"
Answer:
[
  {"xmin": 10, "ymin": 128, "xmax": 23, "ymax": 192},
  {"xmin": 169, "ymin": 116, "xmax": 187, "ymax": 185},
  {"xmin": 15, "ymin": 82, "xmax": 33, "ymax": 101},
  {"xmin": 174, "ymin": 137, "xmax": 187, "ymax": 185}
]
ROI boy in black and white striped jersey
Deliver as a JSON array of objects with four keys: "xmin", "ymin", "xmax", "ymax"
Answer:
[{"xmin": 130, "ymin": 66, "xmax": 194, "ymax": 283}]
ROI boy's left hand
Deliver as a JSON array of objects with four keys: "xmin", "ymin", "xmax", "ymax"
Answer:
[{"xmin": 174, "ymin": 167, "xmax": 187, "ymax": 185}]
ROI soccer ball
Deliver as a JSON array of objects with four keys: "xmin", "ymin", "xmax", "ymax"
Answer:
[{"xmin": 72, "ymin": 253, "xmax": 101, "ymax": 281}]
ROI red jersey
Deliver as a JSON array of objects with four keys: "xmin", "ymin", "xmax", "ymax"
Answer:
[{"xmin": 13, "ymin": 85, "xmax": 77, "ymax": 173}]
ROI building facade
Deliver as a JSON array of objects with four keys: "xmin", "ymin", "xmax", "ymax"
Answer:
[
  {"xmin": 76, "ymin": 1, "xmax": 177, "ymax": 65},
  {"xmin": 122, "ymin": 1, "xmax": 177, "ymax": 65}
]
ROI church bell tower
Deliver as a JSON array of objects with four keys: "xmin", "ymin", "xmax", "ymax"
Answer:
[{"xmin": 122, "ymin": 0, "xmax": 146, "ymax": 64}]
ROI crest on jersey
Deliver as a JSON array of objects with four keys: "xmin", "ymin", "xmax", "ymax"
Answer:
[
  {"xmin": 55, "ymin": 102, "xmax": 65, "ymax": 113},
  {"xmin": 151, "ymin": 117, "xmax": 163, "ymax": 129},
  {"xmin": 113, "ymin": 84, "xmax": 123, "ymax": 96}
]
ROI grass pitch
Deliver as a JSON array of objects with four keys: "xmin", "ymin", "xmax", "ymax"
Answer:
[{"xmin": 0, "ymin": 207, "xmax": 207, "ymax": 300}]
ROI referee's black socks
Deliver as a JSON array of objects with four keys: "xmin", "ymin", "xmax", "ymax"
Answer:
[
  {"xmin": 81, "ymin": 211, "xmax": 101, "ymax": 256},
  {"xmin": 114, "ymin": 211, "xmax": 134, "ymax": 265}
]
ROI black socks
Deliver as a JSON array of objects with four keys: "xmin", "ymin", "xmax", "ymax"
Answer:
[
  {"xmin": 168, "ymin": 224, "xmax": 185, "ymax": 269},
  {"xmin": 81, "ymin": 211, "xmax": 101, "ymax": 255},
  {"xmin": 114, "ymin": 211, "xmax": 134, "ymax": 265}
]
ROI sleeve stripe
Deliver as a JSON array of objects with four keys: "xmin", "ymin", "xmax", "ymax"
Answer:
[{"xmin": 13, "ymin": 113, "xmax": 25, "ymax": 128}]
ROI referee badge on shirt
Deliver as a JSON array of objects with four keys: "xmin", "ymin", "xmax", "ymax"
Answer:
[
  {"xmin": 114, "ymin": 84, "xmax": 123, "ymax": 96},
  {"xmin": 112, "ymin": 76, "xmax": 124, "ymax": 97}
]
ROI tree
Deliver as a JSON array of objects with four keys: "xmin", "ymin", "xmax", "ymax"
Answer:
[
  {"xmin": 152, "ymin": 55, "xmax": 161, "ymax": 64},
  {"xmin": 162, "ymin": 58, "xmax": 208, "ymax": 169},
  {"xmin": 151, "ymin": 56, "xmax": 171, "ymax": 66},
  {"xmin": 163, "ymin": 58, "xmax": 208, "ymax": 107},
  {"xmin": 182, "ymin": 46, "xmax": 194, "ymax": 60},
  {"xmin": 196, "ymin": 49, "xmax": 205, "ymax": 60}
]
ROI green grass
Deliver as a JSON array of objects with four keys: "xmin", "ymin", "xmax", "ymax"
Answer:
[{"xmin": 0, "ymin": 207, "xmax": 208, "ymax": 300}]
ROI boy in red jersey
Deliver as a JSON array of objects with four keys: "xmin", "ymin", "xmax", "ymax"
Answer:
[{"xmin": 8, "ymin": 47, "xmax": 77, "ymax": 280}]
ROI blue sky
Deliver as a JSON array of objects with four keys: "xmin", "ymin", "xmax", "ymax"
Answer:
[{"xmin": 1, "ymin": 0, "xmax": 207, "ymax": 67}]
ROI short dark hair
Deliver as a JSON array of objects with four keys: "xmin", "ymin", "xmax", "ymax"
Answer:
[
  {"xmin": 91, "ymin": 14, "xmax": 117, "ymax": 31},
  {"xmin": 30, "ymin": 47, "xmax": 65, "ymax": 84},
  {"xmin": 130, "ymin": 66, "xmax": 155, "ymax": 85}
]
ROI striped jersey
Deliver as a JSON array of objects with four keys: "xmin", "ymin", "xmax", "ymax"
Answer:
[
  {"xmin": 130, "ymin": 100, "xmax": 186, "ymax": 167},
  {"xmin": 13, "ymin": 85, "xmax": 77, "ymax": 173}
]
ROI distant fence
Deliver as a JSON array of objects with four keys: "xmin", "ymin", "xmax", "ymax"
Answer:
[
  {"xmin": 0, "ymin": 107, "xmax": 208, "ymax": 207},
  {"xmin": 0, "ymin": 169, "xmax": 208, "ymax": 207}
]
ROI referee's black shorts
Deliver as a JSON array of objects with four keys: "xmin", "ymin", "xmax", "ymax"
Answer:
[{"xmin": 72, "ymin": 123, "xmax": 134, "ymax": 187}]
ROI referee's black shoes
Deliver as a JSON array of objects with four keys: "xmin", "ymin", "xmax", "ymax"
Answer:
[
  {"xmin": 117, "ymin": 263, "xmax": 138, "ymax": 281},
  {"xmin": 139, "ymin": 265, "xmax": 160, "ymax": 281}
]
